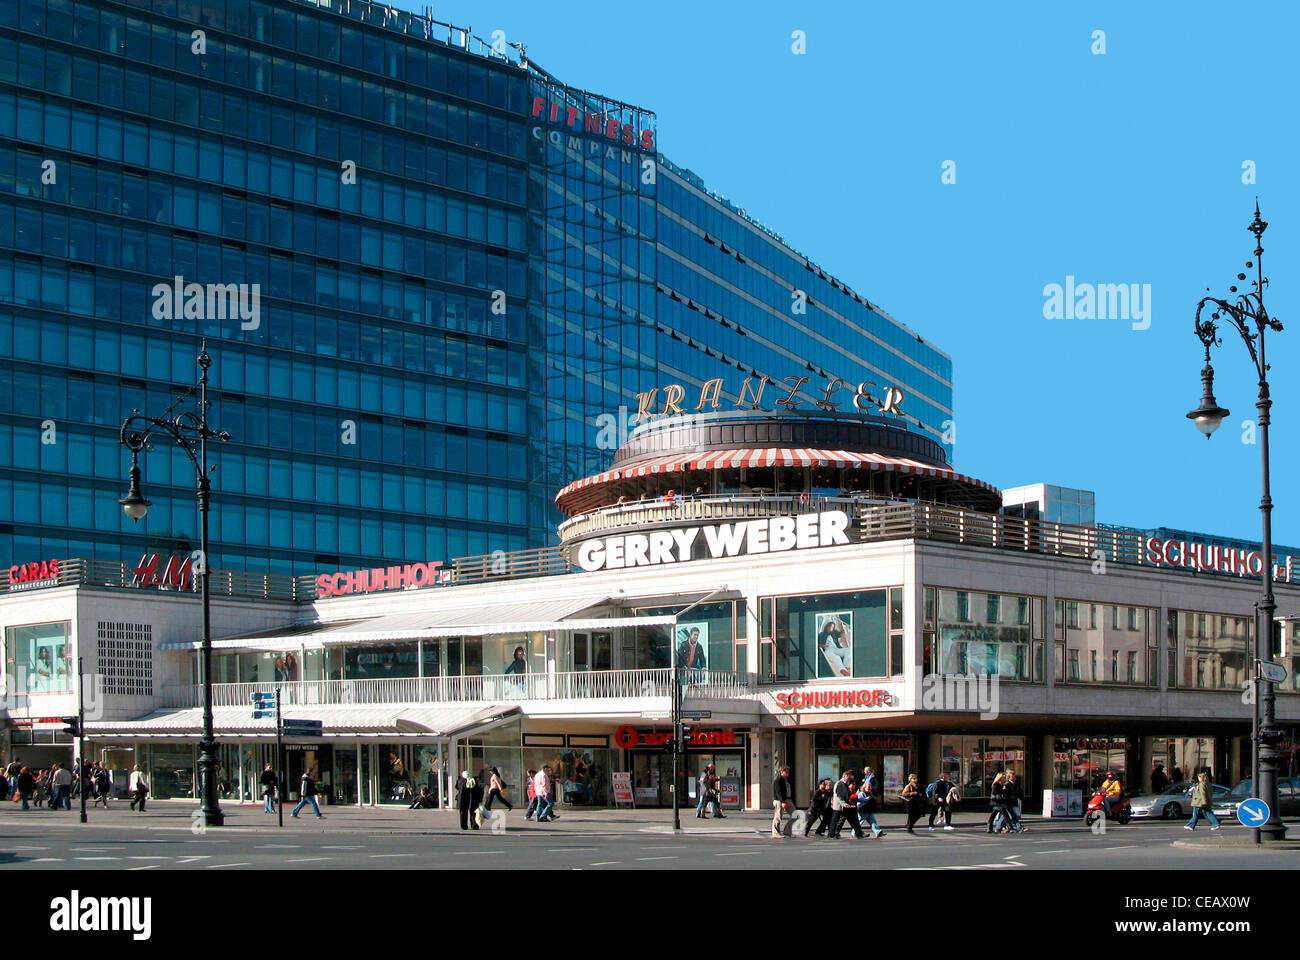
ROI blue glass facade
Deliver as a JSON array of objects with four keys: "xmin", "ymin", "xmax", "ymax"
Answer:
[{"xmin": 0, "ymin": 0, "xmax": 953, "ymax": 575}]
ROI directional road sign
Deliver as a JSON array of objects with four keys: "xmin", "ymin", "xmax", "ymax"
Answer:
[
  {"xmin": 1259, "ymin": 660, "xmax": 1289, "ymax": 684},
  {"xmin": 1237, "ymin": 797, "xmax": 1271, "ymax": 828},
  {"xmin": 680, "ymin": 710, "xmax": 712, "ymax": 719},
  {"xmin": 281, "ymin": 718, "xmax": 323, "ymax": 736}
]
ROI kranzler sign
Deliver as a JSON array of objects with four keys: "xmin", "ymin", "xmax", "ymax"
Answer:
[{"xmin": 575, "ymin": 511, "xmax": 851, "ymax": 572}]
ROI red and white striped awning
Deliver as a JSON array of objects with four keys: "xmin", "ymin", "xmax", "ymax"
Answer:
[{"xmin": 555, "ymin": 448, "xmax": 998, "ymax": 506}]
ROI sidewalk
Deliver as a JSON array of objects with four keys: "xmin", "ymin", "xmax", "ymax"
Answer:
[{"xmin": 0, "ymin": 799, "xmax": 1111, "ymax": 839}]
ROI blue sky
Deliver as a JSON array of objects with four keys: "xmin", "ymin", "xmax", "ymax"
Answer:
[{"xmin": 427, "ymin": 0, "xmax": 1299, "ymax": 546}]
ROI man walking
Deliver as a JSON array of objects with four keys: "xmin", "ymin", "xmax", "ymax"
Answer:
[
  {"xmin": 926, "ymin": 772, "xmax": 955, "ymax": 831},
  {"xmin": 771, "ymin": 765, "xmax": 795, "ymax": 838},
  {"xmin": 260, "ymin": 763, "xmax": 278, "ymax": 813},
  {"xmin": 128, "ymin": 765, "xmax": 149, "ymax": 812},
  {"xmin": 533, "ymin": 765, "xmax": 556, "ymax": 822},
  {"xmin": 291, "ymin": 767, "xmax": 324, "ymax": 819},
  {"xmin": 829, "ymin": 770, "xmax": 864, "ymax": 839},
  {"xmin": 857, "ymin": 766, "xmax": 885, "ymax": 838},
  {"xmin": 48, "ymin": 763, "xmax": 72, "ymax": 811},
  {"xmin": 805, "ymin": 779, "xmax": 833, "ymax": 837},
  {"xmin": 697, "ymin": 764, "xmax": 724, "ymax": 819}
]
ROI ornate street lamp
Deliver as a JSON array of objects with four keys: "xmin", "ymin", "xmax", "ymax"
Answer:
[
  {"xmin": 1188, "ymin": 202, "xmax": 1286, "ymax": 841},
  {"xmin": 118, "ymin": 341, "xmax": 230, "ymax": 827}
]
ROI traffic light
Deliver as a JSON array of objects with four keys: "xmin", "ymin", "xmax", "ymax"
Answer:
[{"xmin": 63, "ymin": 717, "xmax": 79, "ymax": 737}]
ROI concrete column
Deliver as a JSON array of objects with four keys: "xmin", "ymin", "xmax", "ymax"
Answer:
[
  {"xmin": 925, "ymin": 733, "xmax": 942, "ymax": 781},
  {"xmin": 1139, "ymin": 737, "xmax": 1154, "ymax": 792},
  {"xmin": 751, "ymin": 726, "xmax": 769, "ymax": 811},
  {"xmin": 1228, "ymin": 736, "xmax": 1243, "ymax": 784},
  {"xmin": 1040, "ymin": 734, "xmax": 1056, "ymax": 793}
]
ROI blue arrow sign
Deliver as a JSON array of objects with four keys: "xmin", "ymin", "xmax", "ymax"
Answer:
[
  {"xmin": 250, "ymin": 692, "xmax": 275, "ymax": 703},
  {"xmin": 1237, "ymin": 797, "xmax": 1270, "ymax": 827},
  {"xmin": 251, "ymin": 709, "xmax": 276, "ymax": 719}
]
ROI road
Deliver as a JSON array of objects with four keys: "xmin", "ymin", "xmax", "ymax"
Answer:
[{"xmin": 1, "ymin": 802, "xmax": 1295, "ymax": 870}]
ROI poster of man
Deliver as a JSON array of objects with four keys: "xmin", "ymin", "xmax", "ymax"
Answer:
[
  {"xmin": 677, "ymin": 622, "xmax": 708, "ymax": 675},
  {"xmin": 816, "ymin": 612, "xmax": 853, "ymax": 678}
]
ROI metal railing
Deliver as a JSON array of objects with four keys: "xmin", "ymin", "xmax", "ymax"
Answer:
[
  {"xmin": 159, "ymin": 668, "xmax": 754, "ymax": 710},
  {"xmin": 0, "ymin": 558, "xmax": 304, "ymax": 600}
]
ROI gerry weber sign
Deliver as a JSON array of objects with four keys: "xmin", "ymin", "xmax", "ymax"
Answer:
[{"xmin": 575, "ymin": 511, "xmax": 851, "ymax": 572}]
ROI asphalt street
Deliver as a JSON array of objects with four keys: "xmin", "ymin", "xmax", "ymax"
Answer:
[{"xmin": 0, "ymin": 800, "xmax": 1296, "ymax": 870}]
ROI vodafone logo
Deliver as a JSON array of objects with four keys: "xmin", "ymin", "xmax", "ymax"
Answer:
[{"xmin": 614, "ymin": 726, "xmax": 639, "ymax": 749}]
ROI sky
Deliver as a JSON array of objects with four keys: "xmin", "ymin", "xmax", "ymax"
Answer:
[{"xmin": 420, "ymin": 0, "xmax": 1300, "ymax": 546}]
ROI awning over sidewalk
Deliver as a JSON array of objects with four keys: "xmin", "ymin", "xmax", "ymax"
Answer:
[
  {"xmin": 88, "ymin": 704, "xmax": 522, "ymax": 740},
  {"xmin": 159, "ymin": 594, "xmax": 676, "ymax": 651}
]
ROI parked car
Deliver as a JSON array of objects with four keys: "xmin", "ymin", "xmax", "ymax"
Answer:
[
  {"xmin": 1212, "ymin": 777, "xmax": 1300, "ymax": 820},
  {"xmin": 1130, "ymin": 781, "xmax": 1230, "ymax": 820}
]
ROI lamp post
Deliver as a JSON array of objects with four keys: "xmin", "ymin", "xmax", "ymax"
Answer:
[
  {"xmin": 118, "ymin": 340, "xmax": 229, "ymax": 827},
  {"xmin": 1186, "ymin": 202, "xmax": 1286, "ymax": 841}
]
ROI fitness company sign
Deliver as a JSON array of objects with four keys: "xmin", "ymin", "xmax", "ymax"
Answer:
[{"xmin": 575, "ymin": 511, "xmax": 851, "ymax": 572}]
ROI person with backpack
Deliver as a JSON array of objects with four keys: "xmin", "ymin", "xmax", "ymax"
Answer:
[
  {"xmin": 926, "ymin": 772, "xmax": 955, "ymax": 831},
  {"xmin": 291, "ymin": 768, "xmax": 324, "ymax": 819},
  {"xmin": 829, "ymin": 769, "xmax": 864, "ymax": 839},
  {"xmin": 128, "ymin": 765, "xmax": 149, "ymax": 812},
  {"xmin": 857, "ymin": 766, "xmax": 886, "ymax": 837},
  {"xmin": 805, "ymin": 779, "xmax": 834, "ymax": 837}
]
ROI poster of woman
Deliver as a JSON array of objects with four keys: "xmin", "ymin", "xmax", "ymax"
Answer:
[{"xmin": 816, "ymin": 612, "xmax": 853, "ymax": 678}]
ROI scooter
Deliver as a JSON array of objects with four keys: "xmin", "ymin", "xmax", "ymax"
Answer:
[{"xmin": 1084, "ymin": 791, "xmax": 1131, "ymax": 826}]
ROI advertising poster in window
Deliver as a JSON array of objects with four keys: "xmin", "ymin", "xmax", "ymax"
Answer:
[
  {"xmin": 882, "ymin": 755, "xmax": 905, "ymax": 796},
  {"xmin": 677, "ymin": 621, "xmax": 708, "ymax": 675},
  {"xmin": 7, "ymin": 623, "xmax": 73, "ymax": 693},
  {"xmin": 816, "ymin": 612, "xmax": 852, "ymax": 678}
]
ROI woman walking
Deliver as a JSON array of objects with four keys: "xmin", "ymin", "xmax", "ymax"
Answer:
[
  {"xmin": 524, "ymin": 769, "xmax": 538, "ymax": 820},
  {"xmin": 901, "ymin": 773, "xmax": 924, "ymax": 833},
  {"xmin": 482, "ymin": 766, "xmax": 512, "ymax": 814},
  {"xmin": 856, "ymin": 767, "xmax": 885, "ymax": 838},
  {"xmin": 1184, "ymin": 772, "xmax": 1222, "ymax": 831},
  {"xmin": 986, "ymin": 772, "xmax": 1006, "ymax": 833},
  {"xmin": 455, "ymin": 770, "xmax": 478, "ymax": 830}
]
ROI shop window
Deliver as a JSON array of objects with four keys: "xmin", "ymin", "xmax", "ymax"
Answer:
[
  {"xmin": 758, "ymin": 589, "xmax": 890, "ymax": 682},
  {"xmin": 1059, "ymin": 600, "xmax": 1156, "ymax": 686},
  {"xmin": 5, "ymin": 621, "xmax": 72, "ymax": 692},
  {"xmin": 637, "ymin": 601, "xmax": 738, "ymax": 674},
  {"xmin": 928, "ymin": 588, "xmax": 1034, "ymax": 681}
]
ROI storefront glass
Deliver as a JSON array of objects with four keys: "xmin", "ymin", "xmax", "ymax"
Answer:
[
  {"xmin": 1171, "ymin": 610, "xmax": 1251, "ymax": 690},
  {"xmin": 375, "ymin": 744, "xmax": 442, "ymax": 804},
  {"xmin": 1058, "ymin": 601, "xmax": 1157, "ymax": 685},
  {"xmin": 760, "ymin": 590, "xmax": 890, "ymax": 682},
  {"xmin": 637, "ymin": 601, "xmax": 740, "ymax": 673},
  {"xmin": 814, "ymin": 732, "xmax": 914, "ymax": 803},
  {"xmin": 5, "ymin": 621, "xmax": 73, "ymax": 692},
  {"xmin": 939, "ymin": 735, "xmax": 1027, "ymax": 799},
  {"xmin": 1052, "ymin": 736, "xmax": 1128, "ymax": 794},
  {"xmin": 343, "ymin": 642, "xmax": 419, "ymax": 680},
  {"xmin": 148, "ymin": 743, "xmax": 196, "ymax": 799},
  {"xmin": 924, "ymin": 589, "xmax": 1039, "ymax": 681}
]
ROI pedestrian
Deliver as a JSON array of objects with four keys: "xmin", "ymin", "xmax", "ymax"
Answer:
[
  {"xmin": 901, "ymin": 773, "xmax": 924, "ymax": 833},
  {"xmin": 805, "ymin": 779, "xmax": 833, "ymax": 836},
  {"xmin": 15, "ymin": 766, "xmax": 35, "ymax": 810},
  {"xmin": 1150, "ymin": 761, "xmax": 1170, "ymax": 795},
  {"xmin": 260, "ymin": 763, "xmax": 278, "ymax": 813},
  {"xmin": 91, "ymin": 762, "xmax": 111, "ymax": 808},
  {"xmin": 829, "ymin": 770, "xmax": 864, "ymax": 839},
  {"xmin": 697, "ymin": 764, "xmax": 723, "ymax": 819},
  {"xmin": 524, "ymin": 768, "xmax": 538, "ymax": 820},
  {"xmin": 986, "ymin": 771, "xmax": 1006, "ymax": 833},
  {"xmin": 942, "ymin": 779, "xmax": 961, "ymax": 830},
  {"xmin": 857, "ymin": 766, "xmax": 885, "ymax": 837},
  {"xmin": 128, "ymin": 765, "xmax": 149, "ymax": 812},
  {"xmin": 926, "ymin": 772, "xmax": 955, "ymax": 831},
  {"xmin": 291, "ymin": 767, "xmax": 324, "ymax": 819},
  {"xmin": 771, "ymin": 765, "xmax": 795, "ymax": 839},
  {"xmin": 482, "ymin": 766, "xmax": 512, "ymax": 814},
  {"xmin": 1004, "ymin": 770, "xmax": 1027, "ymax": 832},
  {"xmin": 1184, "ymin": 772, "xmax": 1222, "ymax": 831},
  {"xmin": 49, "ymin": 763, "xmax": 72, "ymax": 811},
  {"xmin": 533, "ymin": 765, "xmax": 556, "ymax": 822},
  {"xmin": 455, "ymin": 770, "xmax": 477, "ymax": 830},
  {"xmin": 32, "ymin": 768, "xmax": 47, "ymax": 808}
]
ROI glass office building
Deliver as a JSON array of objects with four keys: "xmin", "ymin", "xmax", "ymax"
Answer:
[{"xmin": 0, "ymin": 0, "xmax": 954, "ymax": 575}]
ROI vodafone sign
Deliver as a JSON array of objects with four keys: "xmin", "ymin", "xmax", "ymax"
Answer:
[{"xmin": 614, "ymin": 725, "xmax": 738, "ymax": 749}]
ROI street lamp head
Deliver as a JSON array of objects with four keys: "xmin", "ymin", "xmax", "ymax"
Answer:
[
  {"xmin": 119, "ymin": 460, "xmax": 152, "ymax": 521},
  {"xmin": 1186, "ymin": 362, "xmax": 1229, "ymax": 438}
]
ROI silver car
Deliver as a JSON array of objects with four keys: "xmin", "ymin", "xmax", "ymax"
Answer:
[{"xmin": 1129, "ymin": 781, "xmax": 1229, "ymax": 820}]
